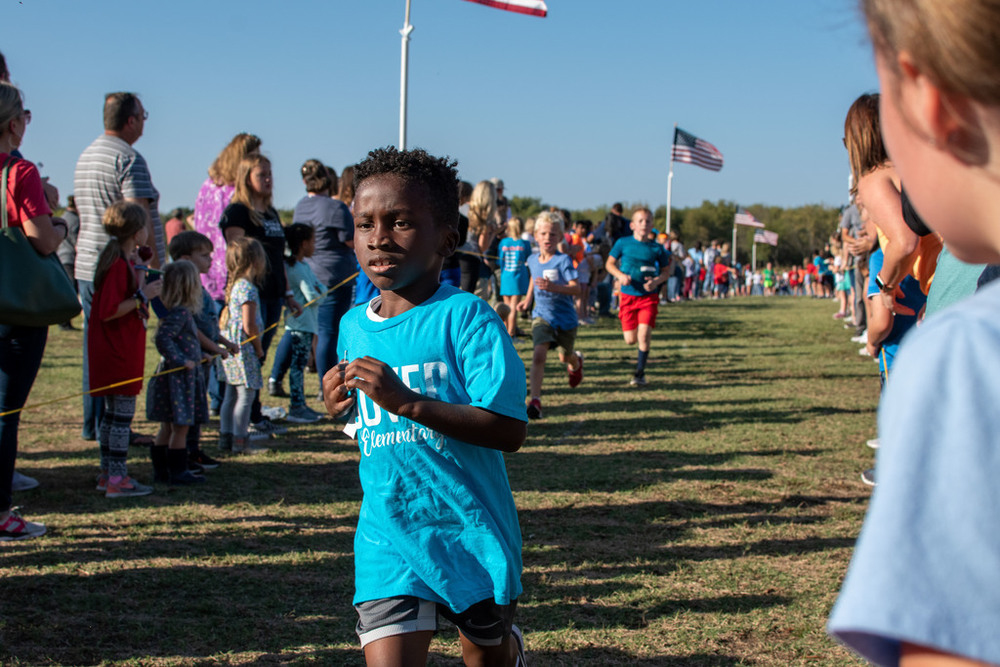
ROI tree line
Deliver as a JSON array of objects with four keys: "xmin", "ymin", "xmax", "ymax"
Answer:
[{"xmin": 511, "ymin": 196, "xmax": 843, "ymax": 267}]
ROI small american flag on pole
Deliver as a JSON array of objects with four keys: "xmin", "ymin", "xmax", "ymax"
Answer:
[
  {"xmin": 462, "ymin": 0, "xmax": 547, "ymax": 17},
  {"xmin": 754, "ymin": 230, "xmax": 779, "ymax": 246},
  {"xmin": 734, "ymin": 211, "xmax": 765, "ymax": 228},
  {"xmin": 671, "ymin": 127, "xmax": 724, "ymax": 172}
]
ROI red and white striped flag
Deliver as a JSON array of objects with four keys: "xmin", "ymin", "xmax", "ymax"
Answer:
[
  {"xmin": 463, "ymin": 0, "xmax": 548, "ymax": 17},
  {"xmin": 671, "ymin": 127, "xmax": 723, "ymax": 172},
  {"xmin": 734, "ymin": 211, "xmax": 765, "ymax": 228},
  {"xmin": 754, "ymin": 230, "xmax": 779, "ymax": 246}
]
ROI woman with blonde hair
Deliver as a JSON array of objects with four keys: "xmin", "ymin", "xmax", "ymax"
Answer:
[
  {"xmin": 0, "ymin": 82, "xmax": 68, "ymax": 539},
  {"xmin": 829, "ymin": 1, "xmax": 1000, "ymax": 665},
  {"xmin": 192, "ymin": 133, "xmax": 261, "ymax": 302},
  {"xmin": 220, "ymin": 154, "xmax": 300, "ymax": 435},
  {"xmin": 460, "ymin": 180, "xmax": 498, "ymax": 295}
]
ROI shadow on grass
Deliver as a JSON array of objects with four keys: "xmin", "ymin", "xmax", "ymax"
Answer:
[
  {"xmin": 0, "ymin": 562, "xmax": 359, "ymax": 665},
  {"xmin": 527, "ymin": 650, "xmax": 751, "ymax": 666}
]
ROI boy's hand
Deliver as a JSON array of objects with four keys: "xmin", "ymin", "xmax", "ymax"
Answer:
[
  {"xmin": 534, "ymin": 277, "xmax": 553, "ymax": 292},
  {"xmin": 323, "ymin": 360, "xmax": 356, "ymax": 417},
  {"xmin": 328, "ymin": 356, "xmax": 416, "ymax": 416}
]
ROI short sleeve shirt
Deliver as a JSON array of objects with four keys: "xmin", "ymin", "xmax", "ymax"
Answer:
[
  {"xmin": 1, "ymin": 154, "xmax": 51, "ymax": 226},
  {"xmin": 525, "ymin": 252, "xmax": 578, "ymax": 330},
  {"xmin": 73, "ymin": 134, "xmax": 163, "ymax": 282},
  {"xmin": 220, "ymin": 203, "xmax": 287, "ymax": 299},
  {"xmin": 338, "ymin": 284, "xmax": 526, "ymax": 613},
  {"xmin": 828, "ymin": 279, "xmax": 1000, "ymax": 666},
  {"xmin": 610, "ymin": 236, "xmax": 671, "ymax": 296},
  {"xmin": 293, "ymin": 194, "xmax": 355, "ymax": 287}
]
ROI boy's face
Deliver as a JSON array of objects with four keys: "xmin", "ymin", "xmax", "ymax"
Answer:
[
  {"xmin": 534, "ymin": 221, "xmax": 560, "ymax": 253},
  {"xmin": 353, "ymin": 174, "xmax": 456, "ymax": 295},
  {"xmin": 183, "ymin": 246, "xmax": 213, "ymax": 274},
  {"xmin": 631, "ymin": 211, "xmax": 653, "ymax": 240}
]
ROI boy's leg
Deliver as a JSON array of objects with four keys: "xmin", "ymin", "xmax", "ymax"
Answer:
[
  {"xmin": 529, "ymin": 345, "xmax": 548, "ymax": 400},
  {"xmin": 443, "ymin": 599, "xmax": 521, "ymax": 667},
  {"xmin": 356, "ymin": 597, "xmax": 436, "ymax": 667},
  {"xmin": 363, "ymin": 633, "xmax": 434, "ymax": 667}
]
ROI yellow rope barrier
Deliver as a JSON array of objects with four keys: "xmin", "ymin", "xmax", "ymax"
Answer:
[{"xmin": 0, "ymin": 271, "xmax": 360, "ymax": 418}]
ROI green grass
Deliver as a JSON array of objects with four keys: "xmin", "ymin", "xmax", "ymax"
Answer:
[{"xmin": 1, "ymin": 296, "xmax": 875, "ymax": 666}]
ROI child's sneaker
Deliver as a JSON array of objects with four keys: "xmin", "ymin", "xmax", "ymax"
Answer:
[
  {"xmin": 629, "ymin": 374, "xmax": 648, "ymax": 387},
  {"xmin": 190, "ymin": 450, "xmax": 221, "ymax": 470},
  {"xmin": 568, "ymin": 351, "xmax": 584, "ymax": 388},
  {"xmin": 511, "ymin": 624, "xmax": 527, "ymax": 666},
  {"xmin": 105, "ymin": 476, "xmax": 154, "ymax": 498},
  {"xmin": 0, "ymin": 510, "xmax": 46, "ymax": 541},
  {"xmin": 267, "ymin": 378, "xmax": 287, "ymax": 397},
  {"xmin": 286, "ymin": 405, "xmax": 322, "ymax": 424},
  {"xmin": 232, "ymin": 438, "xmax": 269, "ymax": 456},
  {"xmin": 95, "ymin": 471, "xmax": 108, "ymax": 492},
  {"xmin": 526, "ymin": 399, "xmax": 543, "ymax": 420}
]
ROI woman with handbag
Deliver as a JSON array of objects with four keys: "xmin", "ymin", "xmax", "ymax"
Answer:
[{"xmin": 0, "ymin": 82, "xmax": 70, "ymax": 540}]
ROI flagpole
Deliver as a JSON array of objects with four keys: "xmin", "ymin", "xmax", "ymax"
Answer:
[
  {"xmin": 752, "ymin": 239, "xmax": 757, "ymax": 272},
  {"xmin": 399, "ymin": 0, "xmax": 414, "ymax": 150},
  {"xmin": 732, "ymin": 210, "xmax": 737, "ymax": 269},
  {"xmin": 666, "ymin": 124, "xmax": 676, "ymax": 235}
]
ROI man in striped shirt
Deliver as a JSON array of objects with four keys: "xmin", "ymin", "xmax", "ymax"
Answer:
[{"xmin": 73, "ymin": 92, "xmax": 163, "ymax": 441}]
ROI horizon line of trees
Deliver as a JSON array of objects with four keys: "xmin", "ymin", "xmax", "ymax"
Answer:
[{"xmin": 510, "ymin": 196, "xmax": 843, "ymax": 268}]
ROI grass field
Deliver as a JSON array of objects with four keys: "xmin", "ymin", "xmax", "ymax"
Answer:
[{"xmin": 0, "ymin": 295, "xmax": 877, "ymax": 666}]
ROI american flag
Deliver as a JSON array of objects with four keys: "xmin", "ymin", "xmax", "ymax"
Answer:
[
  {"xmin": 463, "ymin": 0, "xmax": 547, "ymax": 17},
  {"xmin": 754, "ymin": 230, "xmax": 779, "ymax": 246},
  {"xmin": 671, "ymin": 127, "xmax": 724, "ymax": 172},
  {"xmin": 734, "ymin": 211, "xmax": 765, "ymax": 228}
]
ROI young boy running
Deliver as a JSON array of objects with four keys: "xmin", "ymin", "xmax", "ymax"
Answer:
[
  {"xmin": 605, "ymin": 207, "xmax": 671, "ymax": 386},
  {"xmin": 322, "ymin": 147, "xmax": 528, "ymax": 667},
  {"xmin": 518, "ymin": 210, "xmax": 584, "ymax": 419}
]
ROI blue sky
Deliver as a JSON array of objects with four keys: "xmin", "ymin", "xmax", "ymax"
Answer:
[{"xmin": 5, "ymin": 0, "xmax": 876, "ymax": 214}]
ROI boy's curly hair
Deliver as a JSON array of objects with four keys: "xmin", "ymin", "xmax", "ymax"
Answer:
[{"xmin": 354, "ymin": 147, "xmax": 459, "ymax": 229}]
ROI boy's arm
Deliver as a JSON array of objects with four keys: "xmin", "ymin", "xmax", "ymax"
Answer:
[
  {"xmin": 323, "ymin": 357, "xmax": 526, "ymax": 452},
  {"xmin": 517, "ymin": 278, "xmax": 534, "ymax": 311},
  {"xmin": 534, "ymin": 277, "xmax": 580, "ymax": 297}
]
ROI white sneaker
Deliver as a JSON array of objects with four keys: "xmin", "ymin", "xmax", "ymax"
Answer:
[
  {"xmin": 11, "ymin": 470, "xmax": 39, "ymax": 492},
  {"xmin": 850, "ymin": 333, "xmax": 867, "ymax": 344},
  {"xmin": 858, "ymin": 347, "xmax": 871, "ymax": 357}
]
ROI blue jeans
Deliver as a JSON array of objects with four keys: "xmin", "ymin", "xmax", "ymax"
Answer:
[
  {"xmin": 315, "ymin": 282, "xmax": 354, "ymax": 387},
  {"xmin": 0, "ymin": 324, "xmax": 48, "ymax": 512},
  {"xmin": 78, "ymin": 280, "xmax": 105, "ymax": 439}
]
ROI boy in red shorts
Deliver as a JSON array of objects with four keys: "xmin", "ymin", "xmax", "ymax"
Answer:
[{"xmin": 605, "ymin": 208, "xmax": 671, "ymax": 386}]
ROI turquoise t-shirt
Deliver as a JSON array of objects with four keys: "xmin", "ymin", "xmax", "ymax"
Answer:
[
  {"xmin": 609, "ymin": 236, "xmax": 671, "ymax": 296},
  {"xmin": 338, "ymin": 284, "xmax": 527, "ymax": 613}
]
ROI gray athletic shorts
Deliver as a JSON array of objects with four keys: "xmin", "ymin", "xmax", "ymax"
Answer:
[{"xmin": 355, "ymin": 596, "xmax": 517, "ymax": 648}]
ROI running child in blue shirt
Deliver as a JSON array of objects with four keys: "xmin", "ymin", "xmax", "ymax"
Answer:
[
  {"xmin": 518, "ymin": 210, "xmax": 584, "ymax": 420},
  {"xmin": 321, "ymin": 147, "xmax": 528, "ymax": 667},
  {"xmin": 605, "ymin": 207, "xmax": 671, "ymax": 386}
]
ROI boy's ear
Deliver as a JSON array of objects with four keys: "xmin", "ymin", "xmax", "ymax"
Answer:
[{"xmin": 438, "ymin": 224, "xmax": 459, "ymax": 258}]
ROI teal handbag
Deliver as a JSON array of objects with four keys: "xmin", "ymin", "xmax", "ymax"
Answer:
[{"xmin": 0, "ymin": 156, "xmax": 82, "ymax": 327}]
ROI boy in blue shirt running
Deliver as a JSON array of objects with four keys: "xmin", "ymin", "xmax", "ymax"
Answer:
[
  {"xmin": 605, "ymin": 207, "xmax": 671, "ymax": 386},
  {"xmin": 322, "ymin": 147, "xmax": 528, "ymax": 666}
]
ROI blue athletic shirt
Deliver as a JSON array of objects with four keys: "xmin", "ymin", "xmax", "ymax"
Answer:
[
  {"xmin": 609, "ymin": 236, "xmax": 672, "ymax": 296},
  {"xmin": 499, "ymin": 237, "xmax": 531, "ymax": 273},
  {"xmin": 866, "ymin": 249, "xmax": 926, "ymax": 376},
  {"xmin": 525, "ymin": 252, "xmax": 578, "ymax": 330},
  {"xmin": 338, "ymin": 283, "xmax": 527, "ymax": 613}
]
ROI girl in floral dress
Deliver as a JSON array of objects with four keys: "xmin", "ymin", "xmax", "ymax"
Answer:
[
  {"xmin": 146, "ymin": 260, "xmax": 209, "ymax": 485},
  {"xmin": 219, "ymin": 238, "xmax": 268, "ymax": 455}
]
